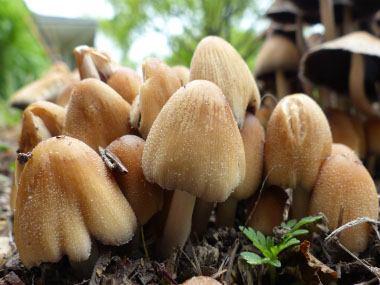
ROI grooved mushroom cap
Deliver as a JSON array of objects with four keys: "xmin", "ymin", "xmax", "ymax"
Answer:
[
  {"xmin": 254, "ymin": 35, "xmax": 301, "ymax": 79},
  {"xmin": 190, "ymin": 36, "xmax": 260, "ymax": 128},
  {"xmin": 309, "ymin": 152, "xmax": 378, "ymax": 252},
  {"xmin": 107, "ymin": 67, "xmax": 142, "ymax": 104},
  {"xmin": 138, "ymin": 58, "xmax": 181, "ymax": 139},
  {"xmin": 63, "ymin": 78, "xmax": 131, "ymax": 151},
  {"xmin": 232, "ymin": 113, "xmax": 264, "ymax": 200},
  {"xmin": 14, "ymin": 136, "xmax": 137, "ymax": 268},
  {"xmin": 265, "ymin": 94, "xmax": 332, "ymax": 191},
  {"xmin": 142, "ymin": 80, "xmax": 246, "ymax": 202},
  {"xmin": 182, "ymin": 276, "xmax": 221, "ymax": 285},
  {"xmin": 106, "ymin": 135, "xmax": 164, "ymax": 225}
]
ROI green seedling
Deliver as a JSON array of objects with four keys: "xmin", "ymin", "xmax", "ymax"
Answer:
[{"xmin": 240, "ymin": 215, "xmax": 323, "ymax": 284}]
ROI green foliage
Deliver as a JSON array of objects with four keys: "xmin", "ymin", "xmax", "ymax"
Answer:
[
  {"xmin": 0, "ymin": 99, "xmax": 21, "ymax": 127},
  {"xmin": 240, "ymin": 215, "xmax": 323, "ymax": 283},
  {"xmin": 0, "ymin": 0, "xmax": 49, "ymax": 100},
  {"xmin": 102, "ymin": 0, "xmax": 263, "ymax": 68}
]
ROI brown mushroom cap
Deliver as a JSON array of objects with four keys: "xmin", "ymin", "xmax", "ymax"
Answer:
[
  {"xmin": 172, "ymin": 65, "xmax": 190, "ymax": 86},
  {"xmin": 190, "ymin": 36, "xmax": 261, "ymax": 128},
  {"xmin": 142, "ymin": 80, "xmax": 245, "ymax": 202},
  {"xmin": 331, "ymin": 143, "xmax": 358, "ymax": 159},
  {"xmin": 14, "ymin": 136, "xmax": 137, "ymax": 268},
  {"xmin": 106, "ymin": 135, "xmax": 163, "ymax": 225},
  {"xmin": 107, "ymin": 67, "xmax": 142, "ymax": 104},
  {"xmin": 63, "ymin": 78, "xmax": 131, "ymax": 151},
  {"xmin": 246, "ymin": 186, "xmax": 288, "ymax": 236},
  {"xmin": 309, "ymin": 152, "xmax": 378, "ymax": 252},
  {"xmin": 182, "ymin": 276, "xmax": 221, "ymax": 285}
]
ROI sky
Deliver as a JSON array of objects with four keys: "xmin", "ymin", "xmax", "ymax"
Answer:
[{"xmin": 24, "ymin": 0, "xmax": 274, "ymax": 66}]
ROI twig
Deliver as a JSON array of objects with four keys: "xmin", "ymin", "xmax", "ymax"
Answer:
[
  {"xmin": 324, "ymin": 217, "xmax": 380, "ymax": 245},
  {"xmin": 354, "ymin": 277, "xmax": 380, "ymax": 285},
  {"xmin": 181, "ymin": 247, "xmax": 201, "ymax": 276},
  {"xmin": 283, "ymin": 188, "xmax": 293, "ymax": 221},
  {"xmin": 191, "ymin": 245, "xmax": 202, "ymax": 276},
  {"xmin": 140, "ymin": 225, "xmax": 149, "ymax": 259},
  {"xmin": 89, "ymin": 248, "xmax": 112, "ymax": 285},
  {"xmin": 98, "ymin": 146, "xmax": 128, "ymax": 174},
  {"xmin": 154, "ymin": 262, "xmax": 178, "ymax": 285},
  {"xmin": 225, "ymin": 239, "xmax": 239, "ymax": 285}
]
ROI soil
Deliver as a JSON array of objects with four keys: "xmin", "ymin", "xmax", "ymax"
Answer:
[{"xmin": 0, "ymin": 125, "xmax": 380, "ymax": 285}]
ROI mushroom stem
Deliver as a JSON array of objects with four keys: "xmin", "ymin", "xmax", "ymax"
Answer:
[
  {"xmin": 349, "ymin": 53, "xmax": 378, "ymax": 116},
  {"xmin": 295, "ymin": 15, "xmax": 306, "ymax": 53},
  {"xmin": 291, "ymin": 187, "xmax": 310, "ymax": 220},
  {"xmin": 275, "ymin": 69, "xmax": 289, "ymax": 99},
  {"xmin": 342, "ymin": 6, "xmax": 353, "ymax": 35},
  {"xmin": 191, "ymin": 199, "xmax": 214, "ymax": 238},
  {"xmin": 77, "ymin": 52, "xmax": 100, "ymax": 80},
  {"xmin": 215, "ymin": 196, "xmax": 238, "ymax": 227},
  {"xmin": 319, "ymin": 0, "xmax": 336, "ymax": 41},
  {"xmin": 156, "ymin": 190, "xmax": 196, "ymax": 258}
]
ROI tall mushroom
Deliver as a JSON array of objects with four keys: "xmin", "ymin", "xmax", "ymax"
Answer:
[
  {"xmin": 142, "ymin": 80, "xmax": 245, "ymax": 257},
  {"xmin": 265, "ymin": 94, "xmax": 332, "ymax": 219}
]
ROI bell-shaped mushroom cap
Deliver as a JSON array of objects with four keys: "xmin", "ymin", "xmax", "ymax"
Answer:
[
  {"xmin": 326, "ymin": 109, "xmax": 360, "ymax": 157},
  {"xmin": 309, "ymin": 152, "xmax": 378, "ymax": 253},
  {"xmin": 331, "ymin": 143, "xmax": 359, "ymax": 159},
  {"xmin": 246, "ymin": 186, "xmax": 288, "ymax": 236},
  {"xmin": 190, "ymin": 36, "xmax": 261, "ymax": 128},
  {"xmin": 106, "ymin": 135, "xmax": 163, "ymax": 225},
  {"xmin": 107, "ymin": 67, "xmax": 142, "ymax": 104},
  {"xmin": 8, "ymin": 62, "xmax": 71, "ymax": 109},
  {"xmin": 365, "ymin": 117, "xmax": 380, "ymax": 154},
  {"xmin": 300, "ymin": 32, "xmax": 380, "ymax": 96},
  {"xmin": 172, "ymin": 65, "xmax": 190, "ymax": 86},
  {"xmin": 56, "ymin": 73, "xmax": 80, "ymax": 107},
  {"xmin": 265, "ymin": 0, "xmax": 303, "ymax": 24},
  {"xmin": 138, "ymin": 58, "xmax": 181, "ymax": 139},
  {"xmin": 232, "ymin": 113, "xmax": 264, "ymax": 200},
  {"xmin": 182, "ymin": 276, "xmax": 221, "ymax": 285},
  {"xmin": 14, "ymin": 136, "xmax": 137, "ymax": 268},
  {"xmin": 142, "ymin": 80, "xmax": 246, "ymax": 202},
  {"xmin": 265, "ymin": 94, "xmax": 332, "ymax": 191},
  {"xmin": 255, "ymin": 35, "xmax": 301, "ymax": 80},
  {"xmin": 63, "ymin": 78, "xmax": 131, "ymax": 151}
]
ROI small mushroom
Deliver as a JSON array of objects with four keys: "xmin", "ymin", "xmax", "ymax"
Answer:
[
  {"xmin": 309, "ymin": 148, "xmax": 378, "ymax": 253},
  {"xmin": 14, "ymin": 136, "xmax": 137, "ymax": 268},
  {"xmin": 106, "ymin": 135, "xmax": 163, "ymax": 225},
  {"xmin": 190, "ymin": 36, "xmax": 261, "ymax": 128},
  {"xmin": 107, "ymin": 67, "xmax": 142, "ymax": 104},
  {"xmin": 63, "ymin": 79, "xmax": 131, "ymax": 151},
  {"xmin": 142, "ymin": 80, "xmax": 245, "ymax": 257},
  {"xmin": 182, "ymin": 276, "xmax": 221, "ymax": 285},
  {"xmin": 265, "ymin": 94, "xmax": 332, "ymax": 219}
]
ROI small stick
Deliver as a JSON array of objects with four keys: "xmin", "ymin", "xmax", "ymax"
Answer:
[
  {"xmin": 225, "ymin": 239, "xmax": 239, "ymax": 285},
  {"xmin": 154, "ymin": 262, "xmax": 178, "ymax": 285},
  {"xmin": 99, "ymin": 146, "xmax": 128, "ymax": 174},
  {"xmin": 282, "ymin": 188, "xmax": 293, "ymax": 221}
]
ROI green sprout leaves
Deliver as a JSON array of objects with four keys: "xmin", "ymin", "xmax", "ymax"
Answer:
[{"xmin": 240, "ymin": 215, "xmax": 323, "ymax": 268}]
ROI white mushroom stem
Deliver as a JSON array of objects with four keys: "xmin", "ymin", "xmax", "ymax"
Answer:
[
  {"xmin": 156, "ymin": 189, "xmax": 196, "ymax": 258},
  {"xmin": 215, "ymin": 196, "xmax": 238, "ymax": 227},
  {"xmin": 296, "ymin": 15, "xmax": 307, "ymax": 53},
  {"xmin": 291, "ymin": 187, "xmax": 311, "ymax": 220},
  {"xmin": 275, "ymin": 69, "xmax": 290, "ymax": 99},
  {"xmin": 349, "ymin": 53, "xmax": 379, "ymax": 117},
  {"xmin": 79, "ymin": 53, "xmax": 100, "ymax": 80},
  {"xmin": 191, "ymin": 199, "xmax": 214, "ymax": 238},
  {"xmin": 319, "ymin": 0, "xmax": 336, "ymax": 41}
]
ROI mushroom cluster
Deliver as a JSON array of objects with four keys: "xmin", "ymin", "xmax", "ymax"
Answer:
[{"xmin": 7, "ymin": 1, "xmax": 380, "ymax": 280}]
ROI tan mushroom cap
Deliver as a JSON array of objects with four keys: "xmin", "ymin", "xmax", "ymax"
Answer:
[
  {"xmin": 254, "ymin": 35, "xmax": 301, "ymax": 79},
  {"xmin": 106, "ymin": 135, "xmax": 163, "ymax": 225},
  {"xmin": 309, "ymin": 152, "xmax": 378, "ymax": 252},
  {"xmin": 265, "ymin": 94, "xmax": 332, "ymax": 191},
  {"xmin": 326, "ymin": 109, "xmax": 360, "ymax": 157},
  {"xmin": 129, "ymin": 95, "xmax": 141, "ymax": 131},
  {"xmin": 107, "ymin": 67, "xmax": 142, "ymax": 104},
  {"xmin": 14, "ymin": 136, "xmax": 137, "ymax": 268},
  {"xmin": 331, "ymin": 143, "xmax": 358, "ymax": 160},
  {"xmin": 143, "ymin": 80, "xmax": 245, "ymax": 202},
  {"xmin": 246, "ymin": 186, "xmax": 288, "ymax": 236},
  {"xmin": 172, "ymin": 65, "xmax": 190, "ymax": 86},
  {"xmin": 190, "ymin": 36, "xmax": 261, "ymax": 128},
  {"xmin": 182, "ymin": 276, "xmax": 221, "ymax": 285},
  {"xmin": 138, "ymin": 58, "xmax": 181, "ymax": 139},
  {"xmin": 56, "ymin": 74, "xmax": 80, "ymax": 107},
  {"xmin": 232, "ymin": 113, "xmax": 264, "ymax": 200},
  {"xmin": 63, "ymin": 78, "xmax": 131, "ymax": 151}
]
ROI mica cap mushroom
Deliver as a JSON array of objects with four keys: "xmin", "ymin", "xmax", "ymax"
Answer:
[
  {"xmin": 190, "ymin": 36, "xmax": 261, "ymax": 128},
  {"xmin": 142, "ymin": 80, "xmax": 245, "ymax": 257},
  {"xmin": 14, "ymin": 136, "xmax": 137, "ymax": 268}
]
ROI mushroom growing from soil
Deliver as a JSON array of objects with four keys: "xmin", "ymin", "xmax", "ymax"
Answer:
[
  {"xmin": 106, "ymin": 135, "xmax": 163, "ymax": 225},
  {"xmin": 142, "ymin": 80, "xmax": 245, "ymax": 257},
  {"xmin": 254, "ymin": 34, "xmax": 301, "ymax": 99},
  {"xmin": 63, "ymin": 78, "xmax": 131, "ymax": 151},
  {"xmin": 107, "ymin": 67, "xmax": 142, "ymax": 104},
  {"xmin": 309, "ymin": 145, "xmax": 378, "ymax": 253},
  {"xmin": 300, "ymin": 31, "xmax": 380, "ymax": 117},
  {"xmin": 265, "ymin": 94, "xmax": 332, "ymax": 219},
  {"xmin": 14, "ymin": 136, "xmax": 137, "ymax": 268},
  {"xmin": 190, "ymin": 36, "xmax": 261, "ymax": 128},
  {"xmin": 182, "ymin": 276, "xmax": 221, "ymax": 285}
]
